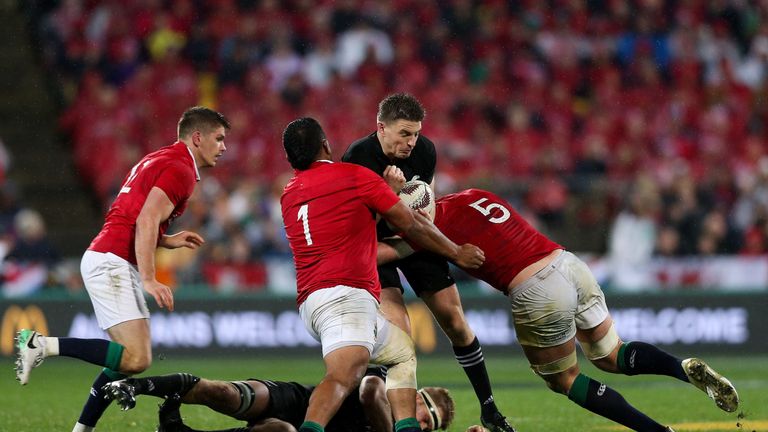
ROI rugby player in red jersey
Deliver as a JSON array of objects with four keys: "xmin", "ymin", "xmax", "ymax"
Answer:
[
  {"xmin": 280, "ymin": 118, "xmax": 484, "ymax": 432},
  {"xmin": 381, "ymin": 186, "xmax": 740, "ymax": 432},
  {"xmin": 15, "ymin": 107, "xmax": 230, "ymax": 432}
]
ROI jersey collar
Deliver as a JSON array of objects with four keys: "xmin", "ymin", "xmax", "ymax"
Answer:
[
  {"xmin": 181, "ymin": 142, "xmax": 201, "ymax": 181},
  {"xmin": 307, "ymin": 160, "xmax": 333, "ymax": 169}
]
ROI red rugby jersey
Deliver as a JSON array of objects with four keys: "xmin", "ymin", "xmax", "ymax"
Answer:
[
  {"xmin": 281, "ymin": 161, "xmax": 400, "ymax": 306},
  {"xmin": 434, "ymin": 189, "xmax": 562, "ymax": 292},
  {"xmin": 89, "ymin": 142, "xmax": 199, "ymax": 264}
]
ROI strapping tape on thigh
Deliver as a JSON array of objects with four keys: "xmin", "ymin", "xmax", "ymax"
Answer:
[
  {"xmin": 531, "ymin": 351, "xmax": 577, "ymax": 376},
  {"xmin": 580, "ymin": 323, "xmax": 620, "ymax": 360}
]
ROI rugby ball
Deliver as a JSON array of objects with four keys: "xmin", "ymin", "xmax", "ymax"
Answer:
[{"xmin": 399, "ymin": 180, "xmax": 436, "ymax": 220}]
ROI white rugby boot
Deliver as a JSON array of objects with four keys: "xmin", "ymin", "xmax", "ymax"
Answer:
[
  {"xmin": 682, "ymin": 358, "xmax": 739, "ymax": 413},
  {"xmin": 15, "ymin": 329, "xmax": 46, "ymax": 385}
]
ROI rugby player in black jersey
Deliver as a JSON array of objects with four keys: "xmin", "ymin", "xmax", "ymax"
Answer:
[
  {"xmin": 103, "ymin": 367, "xmax": 455, "ymax": 432},
  {"xmin": 342, "ymin": 93, "xmax": 514, "ymax": 432}
]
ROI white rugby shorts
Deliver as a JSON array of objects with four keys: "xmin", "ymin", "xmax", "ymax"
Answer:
[
  {"xmin": 81, "ymin": 250, "xmax": 150, "ymax": 330},
  {"xmin": 510, "ymin": 250, "xmax": 609, "ymax": 347},
  {"xmin": 299, "ymin": 285, "xmax": 379, "ymax": 357}
]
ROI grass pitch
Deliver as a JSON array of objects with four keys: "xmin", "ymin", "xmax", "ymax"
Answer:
[{"xmin": 1, "ymin": 354, "xmax": 766, "ymax": 431}]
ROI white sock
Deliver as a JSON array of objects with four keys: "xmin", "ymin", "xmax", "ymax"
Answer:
[
  {"xmin": 42, "ymin": 336, "xmax": 59, "ymax": 357},
  {"xmin": 72, "ymin": 422, "xmax": 94, "ymax": 432}
]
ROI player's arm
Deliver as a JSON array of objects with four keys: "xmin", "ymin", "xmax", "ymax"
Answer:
[
  {"xmin": 135, "ymin": 186, "xmax": 177, "ymax": 311},
  {"xmin": 382, "ymin": 201, "xmax": 484, "ymax": 269},
  {"xmin": 377, "ymin": 238, "xmax": 415, "ymax": 265},
  {"xmin": 359, "ymin": 375, "xmax": 393, "ymax": 432},
  {"xmin": 159, "ymin": 231, "xmax": 205, "ymax": 249}
]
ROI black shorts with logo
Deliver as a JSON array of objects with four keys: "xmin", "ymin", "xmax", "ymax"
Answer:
[{"xmin": 379, "ymin": 250, "xmax": 455, "ymax": 296}]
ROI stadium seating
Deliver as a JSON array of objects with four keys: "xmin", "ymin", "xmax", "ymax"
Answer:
[{"xmin": 13, "ymin": 1, "xmax": 768, "ymax": 292}]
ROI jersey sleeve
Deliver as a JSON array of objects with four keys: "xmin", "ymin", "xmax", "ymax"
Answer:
[
  {"xmin": 153, "ymin": 161, "xmax": 195, "ymax": 205},
  {"xmin": 353, "ymin": 165, "xmax": 400, "ymax": 214}
]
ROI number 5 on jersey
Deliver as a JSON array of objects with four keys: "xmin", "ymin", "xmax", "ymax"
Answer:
[
  {"xmin": 298, "ymin": 204, "xmax": 313, "ymax": 245},
  {"xmin": 469, "ymin": 198, "xmax": 510, "ymax": 224}
]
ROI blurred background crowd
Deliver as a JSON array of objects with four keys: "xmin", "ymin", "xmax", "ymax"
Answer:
[{"xmin": 4, "ymin": 0, "xmax": 768, "ymax": 296}]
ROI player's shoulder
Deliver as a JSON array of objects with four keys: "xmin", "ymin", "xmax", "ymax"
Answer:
[
  {"xmin": 412, "ymin": 134, "xmax": 437, "ymax": 165},
  {"xmin": 337, "ymin": 161, "xmax": 380, "ymax": 178},
  {"xmin": 342, "ymin": 132, "xmax": 378, "ymax": 160},
  {"xmin": 416, "ymin": 134, "xmax": 436, "ymax": 151}
]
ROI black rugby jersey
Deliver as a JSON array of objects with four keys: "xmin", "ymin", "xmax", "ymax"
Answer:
[{"xmin": 342, "ymin": 132, "xmax": 437, "ymax": 185}]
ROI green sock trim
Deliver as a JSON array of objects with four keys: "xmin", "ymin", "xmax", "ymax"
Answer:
[
  {"xmin": 299, "ymin": 421, "xmax": 324, "ymax": 432},
  {"xmin": 395, "ymin": 417, "xmax": 420, "ymax": 431},
  {"xmin": 616, "ymin": 342, "xmax": 628, "ymax": 373},
  {"xmin": 102, "ymin": 368, "xmax": 127, "ymax": 380},
  {"xmin": 104, "ymin": 341, "xmax": 124, "ymax": 371},
  {"xmin": 568, "ymin": 373, "xmax": 590, "ymax": 406}
]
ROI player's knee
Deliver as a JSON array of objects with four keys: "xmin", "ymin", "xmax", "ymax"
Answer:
[
  {"xmin": 359, "ymin": 376, "xmax": 386, "ymax": 408},
  {"xmin": 330, "ymin": 363, "xmax": 367, "ymax": 389},
  {"xmin": 530, "ymin": 351, "xmax": 579, "ymax": 395},
  {"xmin": 120, "ymin": 351, "xmax": 151, "ymax": 375},
  {"xmin": 581, "ymin": 323, "xmax": 621, "ymax": 373},
  {"xmin": 590, "ymin": 355, "xmax": 618, "ymax": 373},
  {"xmin": 438, "ymin": 315, "xmax": 473, "ymax": 344},
  {"xmin": 542, "ymin": 368, "xmax": 579, "ymax": 395}
]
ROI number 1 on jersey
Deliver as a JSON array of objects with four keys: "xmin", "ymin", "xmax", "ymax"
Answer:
[{"xmin": 298, "ymin": 204, "xmax": 313, "ymax": 245}]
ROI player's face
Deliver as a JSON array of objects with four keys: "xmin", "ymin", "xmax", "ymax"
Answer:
[
  {"xmin": 415, "ymin": 391, "xmax": 439, "ymax": 431},
  {"xmin": 196, "ymin": 126, "xmax": 227, "ymax": 167},
  {"xmin": 379, "ymin": 119, "xmax": 421, "ymax": 160}
]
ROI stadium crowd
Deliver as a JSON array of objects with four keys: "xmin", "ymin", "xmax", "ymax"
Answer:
[{"xmin": 8, "ymin": 0, "xmax": 768, "ymax": 295}]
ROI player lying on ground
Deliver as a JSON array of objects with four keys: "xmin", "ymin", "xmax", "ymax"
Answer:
[
  {"xmin": 381, "ymin": 184, "xmax": 740, "ymax": 432},
  {"xmin": 103, "ymin": 366, "xmax": 454, "ymax": 432}
]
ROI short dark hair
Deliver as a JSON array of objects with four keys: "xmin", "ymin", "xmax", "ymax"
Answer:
[
  {"xmin": 283, "ymin": 117, "xmax": 326, "ymax": 170},
  {"xmin": 178, "ymin": 106, "xmax": 230, "ymax": 138},
  {"xmin": 377, "ymin": 93, "xmax": 426, "ymax": 124}
]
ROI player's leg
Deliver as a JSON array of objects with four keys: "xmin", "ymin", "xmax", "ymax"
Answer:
[
  {"xmin": 66, "ymin": 251, "xmax": 153, "ymax": 432},
  {"xmin": 513, "ymin": 251, "xmax": 670, "ymax": 431},
  {"xmin": 380, "ymin": 287, "xmax": 411, "ymax": 334},
  {"xmin": 14, "ymin": 251, "xmax": 139, "ymax": 386},
  {"xmin": 579, "ymin": 317, "xmax": 739, "ymax": 413},
  {"xmin": 403, "ymin": 252, "xmax": 512, "ymax": 431},
  {"xmin": 568, "ymin": 247, "xmax": 739, "ymax": 413},
  {"xmin": 379, "ymin": 261, "xmax": 412, "ymax": 334},
  {"xmin": 301, "ymin": 345, "xmax": 369, "ymax": 430},
  {"xmin": 359, "ymin": 375, "xmax": 393, "ymax": 432},
  {"xmin": 370, "ymin": 315, "xmax": 421, "ymax": 432},
  {"xmin": 521, "ymin": 340, "xmax": 669, "ymax": 432},
  {"xmin": 103, "ymin": 371, "xmax": 201, "ymax": 410},
  {"xmin": 298, "ymin": 285, "xmax": 378, "ymax": 432},
  {"xmin": 69, "ymin": 319, "xmax": 151, "ymax": 431},
  {"xmin": 154, "ymin": 393, "xmax": 256, "ymax": 432},
  {"xmin": 420, "ymin": 285, "xmax": 502, "ymax": 421}
]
